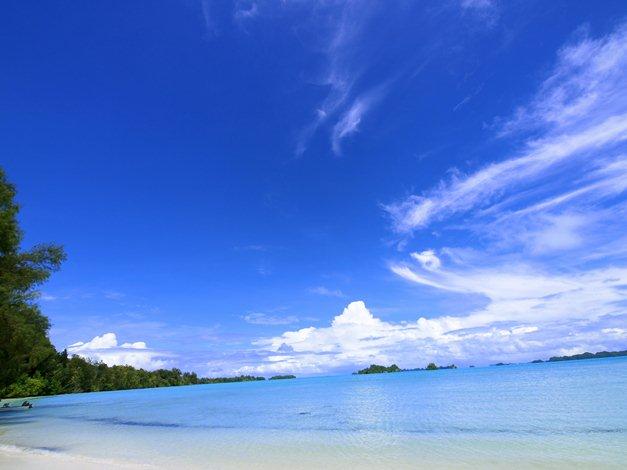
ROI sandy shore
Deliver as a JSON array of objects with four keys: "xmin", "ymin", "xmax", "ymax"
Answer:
[{"xmin": 0, "ymin": 445, "xmax": 150, "ymax": 469}]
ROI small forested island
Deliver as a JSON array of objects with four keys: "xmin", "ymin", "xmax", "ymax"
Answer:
[
  {"xmin": 533, "ymin": 350, "xmax": 627, "ymax": 363},
  {"xmin": 354, "ymin": 363, "xmax": 457, "ymax": 375},
  {"xmin": 355, "ymin": 364, "xmax": 402, "ymax": 374},
  {"xmin": 409, "ymin": 363, "xmax": 458, "ymax": 371},
  {"xmin": 269, "ymin": 375, "xmax": 296, "ymax": 380}
]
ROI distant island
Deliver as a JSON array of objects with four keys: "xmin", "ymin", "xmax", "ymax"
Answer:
[
  {"xmin": 355, "ymin": 351, "xmax": 627, "ymax": 376},
  {"xmin": 355, "ymin": 364, "xmax": 402, "ymax": 374},
  {"xmin": 269, "ymin": 375, "xmax": 296, "ymax": 380},
  {"xmin": 533, "ymin": 350, "xmax": 627, "ymax": 363},
  {"xmin": 486, "ymin": 350, "xmax": 627, "ymax": 368},
  {"xmin": 354, "ymin": 363, "xmax": 457, "ymax": 375}
]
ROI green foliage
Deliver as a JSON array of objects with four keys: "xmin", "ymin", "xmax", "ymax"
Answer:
[
  {"xmin": 269, "ymin": 375, "xmax": 296, "ymax": 380},
  {"xmin": 4, "ymin": 374, "xmax": 48, "ymax": 397},
  {"xmin": 356, "ymin": 364, "xmax": 402, "ymax": 375},
  {"xmin": 355, "ymin": 362, "xmax": 459, "ymax": 375},
  {"xmin": 425, "ymin": 363, "xmax": 457, "ymax": 370},
  {"xmin": 1, "ymin": 349, "xmax": 266, "ymax": 398},
  {"xmin": 0, "ymin": 167, "xmax": 266, "ymax": 398},
  {"xmin": 547, "ymin": 350, "xmax": 627, "ymax": 362},
  {"xmin": 0, "ymin": 168, "xmax": 65, "ymax": 394}
]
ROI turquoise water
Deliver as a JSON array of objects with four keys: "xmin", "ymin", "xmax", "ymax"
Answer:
[{"xmin": 1, "ymin": 358, "xmax": 626, "ymax": 468}]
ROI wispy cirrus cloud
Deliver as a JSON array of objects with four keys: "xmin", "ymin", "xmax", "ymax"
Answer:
[
  {"xmin": 233, "ymin": 1, "xmax": 258, "ymax": 23},
  {"xmin": 391, "ymin": 250, "xmax": 627, "ymax": 323},
  {"xmin": 243, "ymin": 312, "xmax": 299, "ymax": 326},
  {"xmin": 309, "ymin": 286, "xmax": 345, "ymax": 298},
  {"xmin": 295, "ymin": 1, "xmax": 374, "ymax": 156},
  {"xmin": 385, "ymin": 23, "xmax": 627, "ymax": 236},
  {"xmin": 236, "ymin": 22, "xmax": 627, "ymax": 376},
  {"xmin": 376, "ymin": 21, "xmax": 627, "ymax": 372},
  {"xmin": 331, "ymin": 86, "xmax": 387, "ymax": 155},
  {"xmin": 385, "ymin": 116, "xmax": 627, "ymax": 233}
]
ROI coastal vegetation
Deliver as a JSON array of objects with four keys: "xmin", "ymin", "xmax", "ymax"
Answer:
[
  {"xmin": 407, "ymin": 363, "xmax": 457, "ymax": 371},
  {"xmin": 355, "ymin": 363, "xmax": 457, "ymax": 375},
  {"xmin": 493, "ymin": 351, "xmax": 627, "ymax": 367},
  {"xmin": 355, "ymin": 364, "xmax": 402, "ymax": 374},
  {"xmin": 0, "ymin": 168, "xmax": 269, "ymax": 399},
  {"xmin": 536, "ymin": 350, "xmax": 627, "ymax": 363},
  {"xmin": 269, "ymin": 375, "xmax": 296, "ymax": 380}
]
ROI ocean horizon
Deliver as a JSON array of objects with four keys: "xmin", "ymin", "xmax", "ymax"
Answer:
[
  {"xmin": 3, "ymin": 1, "xmax": 627, "ymax": 468},
  {"xmin": 1, "ymin": 357, "xmax": 625, "ymax": 469}
]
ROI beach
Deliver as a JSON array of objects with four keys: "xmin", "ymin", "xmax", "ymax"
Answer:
[{"xmin": 1, "ymin": 358, "xmax": 626, "ymax": 469}]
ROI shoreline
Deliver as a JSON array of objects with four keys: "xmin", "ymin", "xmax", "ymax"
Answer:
[{"xmin": 0, "ymin": 444, "xmax": 150, "ymax": 469}]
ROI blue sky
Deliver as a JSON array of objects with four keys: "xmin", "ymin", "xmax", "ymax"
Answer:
[{"xmin": 3, "ymin": 0, "xmax": 627, "ymax": 375}]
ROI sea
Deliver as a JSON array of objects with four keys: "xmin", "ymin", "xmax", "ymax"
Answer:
[{"xmin": 1, "ymin": 357, "xmax": 626, "ymax": 469}]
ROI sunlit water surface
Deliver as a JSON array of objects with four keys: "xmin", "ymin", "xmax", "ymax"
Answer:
[{"xmin": 1, "ymin": 358, "xmax": 626, "ymax": 468}]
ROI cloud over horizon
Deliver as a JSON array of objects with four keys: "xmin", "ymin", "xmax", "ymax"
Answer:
[
  {"xmin": 235, "ymin": 300, "xmax": 626, "ymax": 375},
  {"xmin": 67, "ymin": 333, "xmax": 172, "ymax": 370},
  {"xmin": 236, "ymin": 21, "xmax": 627, "ymax": 376}
]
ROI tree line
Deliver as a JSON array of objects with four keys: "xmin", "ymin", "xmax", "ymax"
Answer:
[{"xmin": 0, "ymin": 168, "xmax": 263, "ymax": 398}]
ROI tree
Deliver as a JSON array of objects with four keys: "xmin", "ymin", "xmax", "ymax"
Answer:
[
  {"xmin": 0, "ymin": 167, "xmax": 266, "ymax": 398},
  {"xmin": 0, "ymin": 168, "xmax": 66, "ymax": 394}
]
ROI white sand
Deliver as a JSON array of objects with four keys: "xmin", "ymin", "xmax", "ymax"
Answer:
[{"xmin": 0, "ymin": 445, "xmax": 151, "ymax": 469}]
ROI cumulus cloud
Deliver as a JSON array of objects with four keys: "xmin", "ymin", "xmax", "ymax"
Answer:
[
  {"xmin": 381, "ymin": 24, "xmax": 627, "ymax": 361},
  {"xmin": 67, "ymin": 333, "xmax": 171, "ymax": 370},
  {"xmin": 236, "ymin": 301, "xmax": 627, "ymax": 375}
]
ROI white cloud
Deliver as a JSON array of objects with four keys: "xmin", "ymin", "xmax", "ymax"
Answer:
[
  {"xmin": 243, "ymin": 312, "xmax": 299, "ymax": 325},
  {"xmin": 236, "ymin": 301, "xmax": 626, "ymax": 375},
  {"xmin": 234, "ymin": 1, "xmax": 258, "ymax": 23},
  {"xmin": 331, "ymin": 88, "xmax": 384, "ymax": 155},
  {"xmin": 410, "ymin": 250, "xmax": 441, "ymax": 270},
  {"xmin": 392, "ymin": 253, "xmax": 627, "ymax": 323},
  {"xmin": 294, "ymin": 3, "xmax": 394, "ymax": 156},
  {"xmin": 309, "ymin": 286, "xmax": 345, "ymax": 298},
  {"xmin": 294, "ymin": 3, "xmax": 364, "ymax": 156},
  {"xmin": 523, "ymin": 213, "xmax": 586, "ymax": 254},
  {"xmin": 461, "ymin": 0, "xmax": 495, "ymax": 9},
  {"xmin": 501, "ymin": 23, "xmax": 627, "ymax": 135},
  {"xmin": 380, "ymin": 25, "xmax": 627, "ymax": 363},
  {"xmin": 67, "ymin": 333, "xmax": 171, "ymax": 370},
  {"xmin": 385, "ymin": 116, "xmax": 627, "ymax": 233},
  {"xmin": 385, "ymin": 23, "xmax": 627, "ymax": 235}
]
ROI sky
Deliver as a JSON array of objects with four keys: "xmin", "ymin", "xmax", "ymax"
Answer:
[{"xmin": 3, "ymin": 0, "xmax": 627, "ymax": 376}]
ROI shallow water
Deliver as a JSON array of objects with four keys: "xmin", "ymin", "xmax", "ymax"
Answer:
[{"xmin": 1, "ymin": 358, "xmax": 626, "ymax": 468}]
